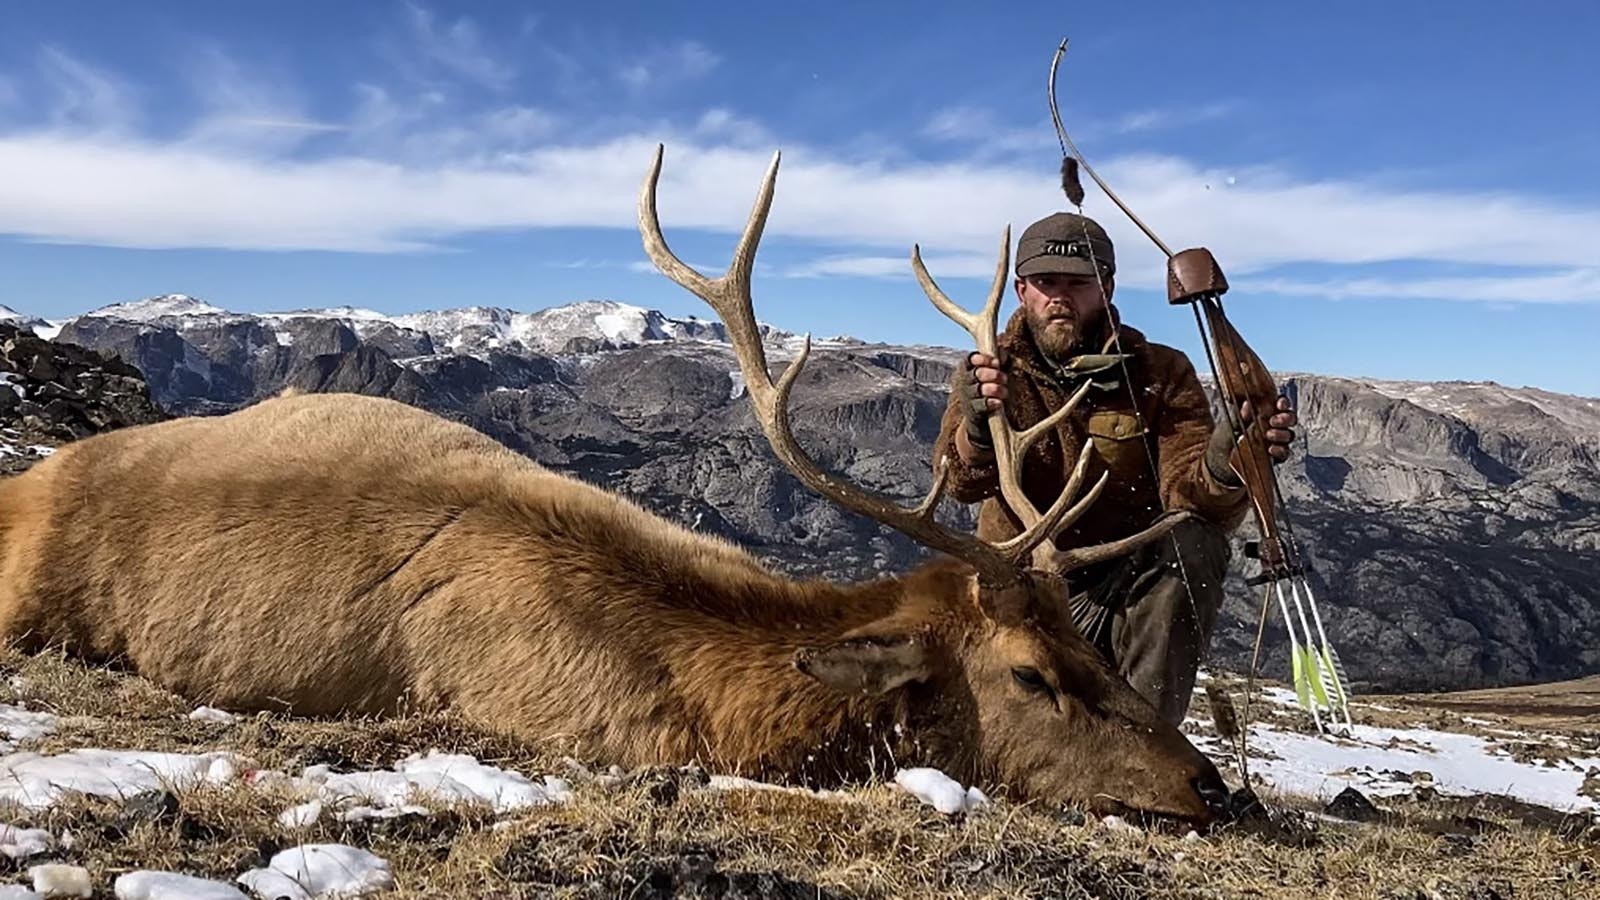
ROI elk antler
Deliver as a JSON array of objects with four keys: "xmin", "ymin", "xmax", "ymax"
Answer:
[
  {"xmin": 640, "ymin": 144, "xmax": 1075, "ymax": 588},
  {"xmin": 912, "ymin": 234, "xmax": 1192, "ymax": 572}
]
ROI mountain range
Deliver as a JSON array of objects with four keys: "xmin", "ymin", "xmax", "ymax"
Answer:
[{"xmin": 3, "ymin": 294, "xmax": 1596, "ymax": 693}]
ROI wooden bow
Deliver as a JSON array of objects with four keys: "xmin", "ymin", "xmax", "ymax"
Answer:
[{"xmin": 1045, "ymin": 39, "xmax": 1352, "ymax": 734}]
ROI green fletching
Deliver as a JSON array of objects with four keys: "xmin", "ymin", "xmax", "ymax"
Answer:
[
  {"xmin": 1320, "ymin": 647, "xmax": 1349, "ymax": 707},
  {"xmin": 1306, "ymin": 647, "xmax": 1331, "ymax": 708},
  {"xmin": 1292, "ymin": 649, "xmax": 1312, "ymax": 710}
]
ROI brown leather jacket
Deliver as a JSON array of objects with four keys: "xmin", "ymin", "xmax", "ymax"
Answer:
[{"xmin": 934, "ymin": 308, "xmax": 1250, "ymax": 551}]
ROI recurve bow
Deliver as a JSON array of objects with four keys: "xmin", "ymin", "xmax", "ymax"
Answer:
[{"xmin": 1046, "ymin": 39, "xmax": 1352, "ymax": 733}]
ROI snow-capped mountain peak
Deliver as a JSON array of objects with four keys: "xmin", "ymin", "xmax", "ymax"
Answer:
[{"xmin": 85, "ymin": 294, "xmax": 231, "ymax": 322}]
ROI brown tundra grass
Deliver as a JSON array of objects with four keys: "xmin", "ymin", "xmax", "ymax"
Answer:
[{"xmin": 1, "ymin": 645, "xmax": 1596, "ymax": 899}]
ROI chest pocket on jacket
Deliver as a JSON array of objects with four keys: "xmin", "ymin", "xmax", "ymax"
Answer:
[{"xmin": 1084, "ymin": 410, "xmax": 1149, "ymax": 482}]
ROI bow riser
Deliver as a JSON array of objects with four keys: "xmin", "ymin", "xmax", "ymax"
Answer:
[{"xmin": 1165, "ymin": 247, "xmax": 1294, "ymax": 576}]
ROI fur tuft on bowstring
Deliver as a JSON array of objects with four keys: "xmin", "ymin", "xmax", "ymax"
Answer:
[{"xmin": 1060, "ymin": 156, "xmax": 1085, "ymax": 207}]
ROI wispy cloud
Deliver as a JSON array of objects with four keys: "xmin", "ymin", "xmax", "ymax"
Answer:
[
  {"xmin": 401, "ymin": 3, "xmax": 515, "ymax": 90},
  {"xmin": 37, "ymin": 47, "xmax": 135, "ymax": 132},
  {"xmin": 922, "ymin": 100, "xmax": 1241, "ymax": 159},
  {"xmin": 617, "ymin": 40, "xmax": 720, "ymax": 92},
  {"xmin": 1109, "ymin": 101, "xmax": 1239, "ymax": 135},
  {"xmin": 921, "ymin": 106, "xmax": 1054, "ymax": 158},
  {"xmin": 1245, "ymin": 269, "xmax": 1600, "ymax": 304},
  {"xmin": 179, "ymin": 47, "xmax": 343, "ymax": 153},
  {"xmin": 778, "ymin": 253, "xmax": 1003, "ymax": 281}
]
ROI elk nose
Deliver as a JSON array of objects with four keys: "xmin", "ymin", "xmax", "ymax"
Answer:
[{"xmin": 1192, "ymin": 771, "xmax": 1230, "ymax": 816}]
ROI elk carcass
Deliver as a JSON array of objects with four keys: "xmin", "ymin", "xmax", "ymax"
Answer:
[{"xmin": 0, "ymin": 146, "xmax": 1228, "ymax": 823}]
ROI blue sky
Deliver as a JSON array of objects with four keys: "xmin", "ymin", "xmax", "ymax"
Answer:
[{"xmin": 0, "ymin": 2, "xmax": 1596, "ymax": 395}]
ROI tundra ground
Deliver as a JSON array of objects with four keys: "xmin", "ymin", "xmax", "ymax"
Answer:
[{"xmin": 0, "ymin": 646, "xmax": 1595, "ymax": 899}]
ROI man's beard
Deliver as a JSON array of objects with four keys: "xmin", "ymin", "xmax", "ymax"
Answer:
[{"xmin": 1026, "ymin": 306, "xmax": 1104, "ymax": 363}]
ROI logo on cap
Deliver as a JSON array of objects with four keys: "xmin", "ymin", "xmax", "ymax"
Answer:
[{"xmin": 1041, "ymin": 240, "xmax": 1091, "ymax": 259}]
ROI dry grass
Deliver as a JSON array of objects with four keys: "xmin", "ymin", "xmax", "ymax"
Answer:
[{"xmin": 0, "ymin": 647, "xmax": 1597, "ymax": 899}]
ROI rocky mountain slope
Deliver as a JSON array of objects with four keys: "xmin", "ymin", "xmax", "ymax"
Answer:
[{"xmin": 6, "ymin": 296, "xmax": 1596, "ymax": 692}]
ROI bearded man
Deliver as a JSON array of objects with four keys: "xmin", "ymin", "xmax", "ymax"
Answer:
[{"xmin": 934, "ymin": 211, "xmax": 1298, "ymax": 725}]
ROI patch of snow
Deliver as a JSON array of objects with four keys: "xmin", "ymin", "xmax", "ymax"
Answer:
[
  {"xmin": 261, "ymin": 307, "xmax": 390, "ymax": 322},
  {"xmin": 237, "ymin": 845, "xmax": 393, "ymax": 900},
  {"xmin": 893, "ymin": 768, "xmax": 989, "ymax": 815},
  {"xmin": 0, "ymin": 824, "xmax": 52, "ymax": 860},
  {"xmin": 1201, "ymin": 721, "xmax": 1600, "ymax": 813},
  {"xmin": 187, "ymin": 707, "xmax": 236, "ymax": 725},
  {"xmin": 283, "ymin": 751, "xmax": 571, "ymax": 818},
  {"xmin": 0, "ymin": 750, "xmax": 241, "ymax": 810},
  {"xmin": 24, "ymin": 447, "xmax": 53, "ymax": 458},
  {"xmin": 0, "ymin": 373, "xmax": 23, "ymax": 399},
  {"xmin": 28, "ymin": 864, "xmax": 90, "ymax": 898},
  {"xmin": 32, "ymin": 323, "xmax": 63, "ymax": 342},
  {"xmin": 1100, "ymin": 814, "xmax": 1141, "ymax": 834},
  {"xmin": 278, "ymin": 801, "xmax": 322, "ymax": 830},
  {"xmin": 0, "ymin": 884, "xmax": 41, "ymax": 899},
  {"xmin": 0, "ymin": 706, "xmax": 61, "ymax": 750},
  {"xmin": 114, "ymin": 870, "xmax": 248, "ymax": 900},
  {"xmin": 705, "ymin": 775, "xmax": 849, "ymax": 801}
]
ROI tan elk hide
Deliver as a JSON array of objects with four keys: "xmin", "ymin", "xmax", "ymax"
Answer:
[{"xmin": 0, "ymin": 145, "xmax": 1230, "ymax": 824}]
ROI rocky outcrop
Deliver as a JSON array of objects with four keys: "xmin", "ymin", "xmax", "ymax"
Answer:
[{"xmin": 0, "ymin": 324, "xmax": 168, "ymax": 474}]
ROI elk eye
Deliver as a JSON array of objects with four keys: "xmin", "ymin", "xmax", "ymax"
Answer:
[{"xmin": 1011, "ymin": 666, "xmax": 1054, "ymax": 698}]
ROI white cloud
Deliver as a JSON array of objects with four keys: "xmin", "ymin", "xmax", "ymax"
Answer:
[
  {"xmin": 0, "ymin": 105, "xmax": 1597, "ymax": 308},
  {"xmin": 618, "ymin": 40, "xmax": 720, "ymax": 92},
  {"xmin": 402, "ymin": 3, "xmax": 515, "ymax": 90}
]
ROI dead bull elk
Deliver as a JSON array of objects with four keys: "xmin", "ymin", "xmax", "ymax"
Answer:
[{"xmin": 0, "ymin": 145, "xmax": 1227, "ymax": 822}]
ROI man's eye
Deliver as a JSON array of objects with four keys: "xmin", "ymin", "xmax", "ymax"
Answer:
[{"xmin": 1011, "ymin": 667, "xmax": 1054, "ymax": 697}]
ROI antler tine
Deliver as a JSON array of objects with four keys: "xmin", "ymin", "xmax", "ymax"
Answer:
[
  {"xmin": 915, "ymin": 231, "xmax": 1101, "ymax": 566},
  {"xmin": 640, "ymin": 144, "xmax": 1025, "ymax": 588},
  {"xmin": 1039, "ymin": 510, "xmax": 1195, "ymax": 572}
]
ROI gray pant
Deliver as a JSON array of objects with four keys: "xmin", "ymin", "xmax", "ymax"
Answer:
[{"xmin": 1069, "ymin": 518, "xmax": 1230, "ymax": 727}]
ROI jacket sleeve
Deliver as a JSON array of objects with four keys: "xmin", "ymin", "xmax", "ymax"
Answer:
[
  {"xmin": 933, "ymin": 374, "xmax": 1001, "ymax": 504},
  {"xmin": 1154, "ymin": 352, "xmax": 1251, "ymax": 532}
]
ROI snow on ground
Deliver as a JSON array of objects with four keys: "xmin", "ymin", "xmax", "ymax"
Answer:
[
  {"xmin": 114, "ymin": 870, "xmax": 249, "ymax": 899},
  {"xmin": 0, "ymin": 707, "xmax": 60, "ymax": 752},
  {"xmin": 894, "ymin": 768, "xmax": 989, "ymax": 815},
  {"xmin": 237, "ymin": 845, "xmax": 394, "ymax": 899},
  {"xmin": 252, "ymin": 750, "xmax": 573, "ymax": 825},
  {"xmin": 0, "ymin": 750, "xmax": 241, "ymax": 811},
  {"xmin": 1242, "ymin": 723, "xmax": 1598, "ymax": 812},
  {"xmin": 1189, "ymin": 686, "xmax": 1600, "ymax": 813}
]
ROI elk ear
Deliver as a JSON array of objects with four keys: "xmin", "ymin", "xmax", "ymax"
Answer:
[{"xmin": 794, "ymin": 635, "xmax": 932, "ymax": 695}]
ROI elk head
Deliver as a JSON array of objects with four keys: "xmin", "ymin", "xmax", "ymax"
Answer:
[{"xmin": 638, "ymin": 145, "xmax": 1227, "ymax": 823}]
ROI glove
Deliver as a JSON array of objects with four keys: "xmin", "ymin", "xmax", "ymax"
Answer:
[
  {"xmin": 1205, "ymin": 418, "xmax": 1245, "ymax": 488},
  {"xmin": 955, "ymin": 353, "xmax": 993, "ymax": 449}
]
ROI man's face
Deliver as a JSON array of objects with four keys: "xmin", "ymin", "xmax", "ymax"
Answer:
[{"xmin": 1015, "ymin": 272, "xmax": 1113, "ymax": 362}]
